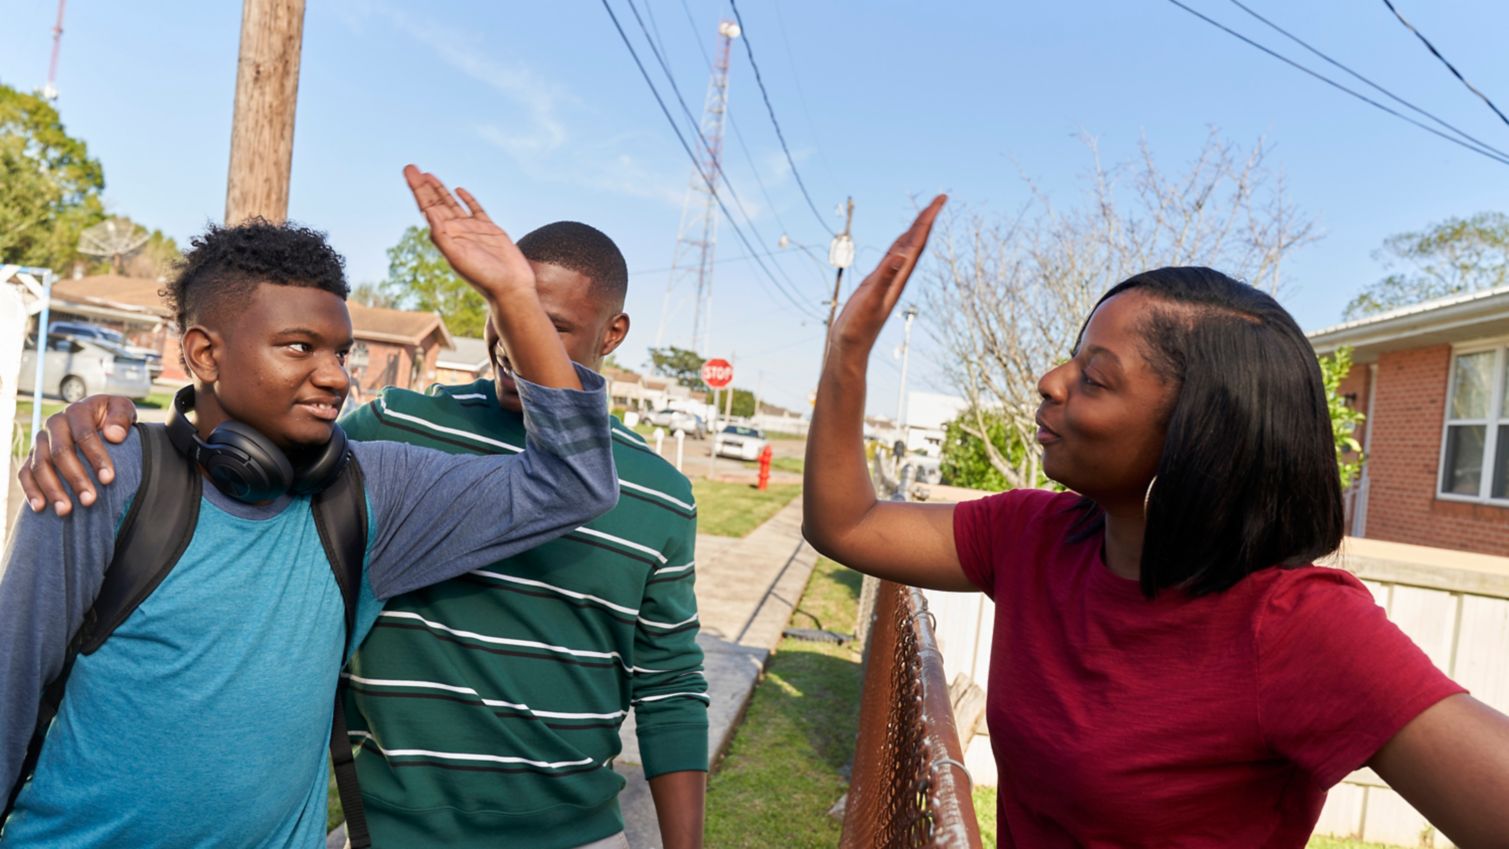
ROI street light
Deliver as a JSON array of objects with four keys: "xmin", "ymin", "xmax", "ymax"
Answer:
[{"xmin": 895, "ymin": 304, "xmax": 918, "ymax": 435}]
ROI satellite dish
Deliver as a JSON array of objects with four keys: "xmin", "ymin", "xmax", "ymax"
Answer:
[{"xmin": 78, "ymin": 217, "xmax": 151, "ymax": 274}]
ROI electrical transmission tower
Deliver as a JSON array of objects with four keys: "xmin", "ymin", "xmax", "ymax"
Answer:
[{"xmin": 655, "ymin": 20, "xmax": 740, "ymax": 355}]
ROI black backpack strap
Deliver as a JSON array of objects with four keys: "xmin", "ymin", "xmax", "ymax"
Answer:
[
  {"xmin": 82, "ymin": 424, "xmax": 202, "ymax": 652},
  {"xmin": 312, "ymin": 456, "xmax": 372, "ymax": 849},
  {"xmin": 6, "ymin": 423, "xmax": 200, "ymax": 819}
]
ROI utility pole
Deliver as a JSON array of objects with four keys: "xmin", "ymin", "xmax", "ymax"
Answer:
[
  {"xmin": 224, "ymin": 0, "xmax": 307, "ymax": 225},
  {"xmin": 894, "ymin": 304, "xmax": 918, "ymax": 438},
  {"xmin": 824, "ymin": 197, "xmax": 856, "ymax": 347}
]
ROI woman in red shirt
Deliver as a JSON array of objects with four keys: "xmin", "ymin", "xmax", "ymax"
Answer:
[{"xmin": 804, "ymin": 196, "xmax": 1509, "ymax": 848}]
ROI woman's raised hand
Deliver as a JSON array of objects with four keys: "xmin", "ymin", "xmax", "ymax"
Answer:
[{"xmin": 828, "ymin": 195, "xmax": 946, "ymax": 354}]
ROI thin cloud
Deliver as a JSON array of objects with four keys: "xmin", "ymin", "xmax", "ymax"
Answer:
[
  {"xmin": 367, "ymin": 1, "xmax": 569, "ymax": 154},
  {"xmin": 358, "ymin": 2, "xmax": 693, "ymax": 207}
]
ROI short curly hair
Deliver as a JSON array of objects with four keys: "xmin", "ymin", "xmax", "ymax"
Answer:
[{"xmin": 161, "ymin": 218, "xmax": 349, "ymax": 331}]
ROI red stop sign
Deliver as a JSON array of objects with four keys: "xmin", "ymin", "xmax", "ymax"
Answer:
[{"xmin": 700, "ymin": 358, "xmax": 734, "ymax": 389}]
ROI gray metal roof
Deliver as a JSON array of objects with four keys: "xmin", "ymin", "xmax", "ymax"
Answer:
[{"xmin": 1306, "ymin": 285, "xmax": 1509, "ymax": 361}]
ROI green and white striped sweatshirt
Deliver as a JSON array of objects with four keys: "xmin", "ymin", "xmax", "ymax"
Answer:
[{"xmin": 340, "ymin": 379, "xmax": 706, "ymax": 849}]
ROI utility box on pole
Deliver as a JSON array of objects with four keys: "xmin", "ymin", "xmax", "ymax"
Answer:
[{"xmin": 224, "ymin": 0, "xmax": 306, "ymax": 225}]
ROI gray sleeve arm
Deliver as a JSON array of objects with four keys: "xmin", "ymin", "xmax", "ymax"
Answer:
[
  {"xmin": 357, "ymin": 364, "xmax": 618, "ymax": 600},
  {"xmin": 0, "ymin": 430, "xmax": 142, "ymax": 794}
]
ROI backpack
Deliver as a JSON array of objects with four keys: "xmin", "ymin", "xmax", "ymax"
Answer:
[{"xmin": 4, "ymin": 423, "xmax": 374, "ymax": 848}]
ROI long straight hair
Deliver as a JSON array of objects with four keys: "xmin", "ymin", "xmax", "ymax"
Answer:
[{"xmin": 1071, "ymin": 267, "xmax": 1345, "ymax": 598}]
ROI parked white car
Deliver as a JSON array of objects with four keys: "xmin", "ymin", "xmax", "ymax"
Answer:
[
  {"xmin": 714, "ymin": 424, "xmax": 769, "ymax": 462},
  {"xmin": 18, "ymin": 334, "xmax": 154, "ymax": 403}
]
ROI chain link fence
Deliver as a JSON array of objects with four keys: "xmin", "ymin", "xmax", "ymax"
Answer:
[
  {"xmin": 840, "ymin": 448, "xmax": 981, "ymax": 848},
  {"xmin": 840, "ymin": 580, "xmax": 982, "ymax": 849}
]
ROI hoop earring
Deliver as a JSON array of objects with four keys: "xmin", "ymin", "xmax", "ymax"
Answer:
[{"xmin": 1143, "ymin": 475, "xmax": 1157, "ymax": 516}]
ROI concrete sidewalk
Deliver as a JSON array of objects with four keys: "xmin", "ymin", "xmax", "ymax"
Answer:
[{"xmin": 613, "ymin": 494, "xmax": 818, "ymax": 848}]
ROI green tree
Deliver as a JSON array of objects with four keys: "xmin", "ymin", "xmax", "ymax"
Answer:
[
  {"xmin": 939, "ymin": 408, "xmax": 1048, "ymax": 492},
  {"xmin": 647, "ymin": 346, "xmax": 706, "ymax": 388},
  {"xmin": 1343, "ymin": 212, "xmax": 1509, "ymax": 320},
  {"xmin": 0, "ymin": 83, "xmax": 106, "ymax": 272},
  {"xmin": 381, "ymin": 225, "xmax": 486, "ymax": 336},
  {"xmin": 727, "ymin": 388, "xmax": 755, "ymax": 418},
  {"xmin": 1319, "ymin": 346, "xmax": 1367, "ymax": 490}
]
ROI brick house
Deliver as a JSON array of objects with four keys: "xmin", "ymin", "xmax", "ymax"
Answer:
[
  {"xmin": 43, "ymin": 276, "xmax": 454, "ymax": 395},
  {"xmin": 1309, "ymin": 286, "xmax": 1509, "ymax": 555},
  {"xmin": 432, "ymin": 336, "xmax": 492, "ymax": 386},
  {"xmin": 344, "ymin": 302, "xmax": 453, "ymax": 399}
]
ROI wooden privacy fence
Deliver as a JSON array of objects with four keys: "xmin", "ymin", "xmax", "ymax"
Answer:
[{"xmin": 840, "ymin": 579, "xmax": 982, "ymax": 849}]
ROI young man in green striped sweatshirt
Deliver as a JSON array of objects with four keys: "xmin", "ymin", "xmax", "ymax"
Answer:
[{"xmin": 21, "ymin": 222, "xmax": 707, "ymax": 849}]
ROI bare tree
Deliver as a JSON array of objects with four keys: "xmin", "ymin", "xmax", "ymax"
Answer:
[{"xmin": 924, "ymin": 130, "xmax": 1318, "ymax": 488}]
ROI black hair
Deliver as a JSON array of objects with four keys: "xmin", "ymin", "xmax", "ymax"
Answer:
[
  {"xmin": 516, "ymin": 221, "xmax": 628, "ymax": 311},
  {"xmin": 162, "ymin": 218, "xmax": 348, "ymax": 331},
  {"xmin": 1070, "ymin": 266, "xmax": 1344, "ymax": 598}
]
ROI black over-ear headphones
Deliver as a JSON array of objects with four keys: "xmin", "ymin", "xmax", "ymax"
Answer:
[{"xmin": 166, "ymin": 385, "xmax": 350, "ymax": 503}]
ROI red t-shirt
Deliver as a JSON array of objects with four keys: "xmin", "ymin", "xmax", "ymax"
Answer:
[{"xmin": 953, "ymin": 488, "xmax": 1464, "ymax": 848}]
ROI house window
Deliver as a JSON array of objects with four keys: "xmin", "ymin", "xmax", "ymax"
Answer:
[{"xmin": 1440, "ymin": 346, "xmax": 1509, "ymax": 502}]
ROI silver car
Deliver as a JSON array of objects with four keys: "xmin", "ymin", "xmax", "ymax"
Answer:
[{"xmin": 18, "ymin": 334, "xmax": 154, "ymax": 403}]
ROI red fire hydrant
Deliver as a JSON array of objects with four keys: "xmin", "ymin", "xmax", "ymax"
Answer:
[{"xmin": 757, "ymin": 444, "xmax": 774, "ymax": 491}]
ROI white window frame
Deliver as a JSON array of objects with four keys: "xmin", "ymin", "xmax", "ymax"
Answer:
[{"xmin": 1437, "ymin": 340, "xmax": 1509, "ymax": 506}]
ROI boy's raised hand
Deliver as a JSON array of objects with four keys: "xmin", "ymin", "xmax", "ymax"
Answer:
[
  {"xmin": 403, "ymin": 164, "xmax": 535, "ymax": 302},
  {"xmin": 403, "ymin": 165, "xmax": 581, "ymax": 392}
]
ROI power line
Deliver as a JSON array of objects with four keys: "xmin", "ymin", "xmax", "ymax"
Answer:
[
  {"xmin": 621, "ymin": 0, "xmax": 819, "ymax": 311},
  {"xmin": 772, "ymin": 0, "xmax": 838, "ymax": 184},
  {"xmin": 599, "ymin": 0, "xmax": 826, "ymax": 323},
  {"xmin": 1380, "ymin": 0, "xmax": 1509, "ymax": 129},
  {"xmin": 1224, "ymin": 0, "xmax": 1509, "ymax": 161},
  {"xmin": 628, "ymin": 241, "xmax": 826, "ymax": 277},
  {"xmin": 726, "ymin": 0, "xmax": 838, "ymax": 236},
  {"xmin": 1161, "ymin": 0, "xmax": 1509, "ymax": 167}
]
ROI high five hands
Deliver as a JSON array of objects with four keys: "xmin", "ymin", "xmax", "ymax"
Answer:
[
  {"xmin": 827, "ymin": 194, "xmax": 947, "ymax": 355},
  {"xmin": 402, "ymin": 164, "xmax": 536, "ymax": 303}
]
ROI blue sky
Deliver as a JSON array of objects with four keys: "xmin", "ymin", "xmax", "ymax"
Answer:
[{"xmin": 3, "ymin": 0, "xmax": 1507, "ymax": 416}]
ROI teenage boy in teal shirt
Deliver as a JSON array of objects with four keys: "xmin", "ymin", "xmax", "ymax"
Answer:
[
  {"xmin": 0, "ymin": 167, "xmax": 618, "ymax": 847},
  {"xmin": 20, "ymin": 221, "xmax": 709, "ymax": 848}
]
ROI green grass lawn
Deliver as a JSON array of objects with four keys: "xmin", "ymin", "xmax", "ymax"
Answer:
[
  {"xmin": 705, "ymin": 557, "xmax": 864, "ymax": 848},
  {"xmin": 769, "ymin": 454, "xmax": 804, "ymax": 475},
  {"xmin": 691, "ymin": 479, "xmax": 801, "ymax": 538},
  {"xmin": 722, "ymin": 454, "xmax": 805, "ymax": 476},
  {"xmin": 764, "ymin": 429, "xmax": 808, "ymax": 441}
]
